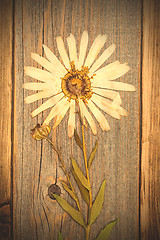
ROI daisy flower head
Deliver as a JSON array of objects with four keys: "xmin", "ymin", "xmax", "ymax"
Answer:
[{"xmin": 23, "ymin": 31, "xmax": 135, "ymax": 138}]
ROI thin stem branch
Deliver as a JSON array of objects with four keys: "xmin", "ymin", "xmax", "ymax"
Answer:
[{"xmin": 45, "ymin": 137, "xmax": 81, "ymax": 211}]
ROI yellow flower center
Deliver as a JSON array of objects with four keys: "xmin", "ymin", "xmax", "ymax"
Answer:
[{"xmin": 61, "ymin": 62, "xmax": 93, "ymax": 102}]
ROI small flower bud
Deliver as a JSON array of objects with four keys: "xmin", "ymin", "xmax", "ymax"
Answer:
[
  {"xmin": 48, "ymin": 184, "xmax": 61, "ymax": 200},
  {"xmin": 31, "ymin": 123, "xmax": 51, "ymax": 140}
]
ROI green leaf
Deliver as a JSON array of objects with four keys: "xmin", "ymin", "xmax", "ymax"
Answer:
[
  {"xmin": 71, "ymin": 168, "xmax": 90, "ymax": 206},
  {"xmin": 88, "ymin": 140, "xmax": 98, "ymax": 168},
  {"xmin": 60, "ymin": 180, "xmax": 78, "ymax": 202},
  {"xmin": 58, "ymin": 232, "xmax": 63, "ymax": 240},
  {"xmin": 74, "ymin": 129, "xmax": 83, "ymax": 149},
  {"xmin": 53, "ymin": 194, "xmax": 85, "ymax": 228},
  {"xmin": 96, "ymin": 218, "xmax": 118, "ymax": 240},
  {"xmin": 89, "ymin": 180, "xmax": 106, "ymax": 225},
  {"xmin": 71, "ymin": 157, "xmax": 91, "ymax": 190}
]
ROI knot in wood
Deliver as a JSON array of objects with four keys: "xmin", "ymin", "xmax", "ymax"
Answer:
[{"xmin": 48, "ymin": 184, "xmax": 61, "ymax": 200}]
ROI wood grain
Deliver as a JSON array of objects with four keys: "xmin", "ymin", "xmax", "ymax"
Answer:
[
  {"xmin": 140, "ymin": 0, "xmax": 160, "ymax": 239},
  {"xmin": 13, "ymin": 0, "xmax": 141, "ymax": 239},
  {"xmin": 0, "ymin": 0, "xmax": 13, "ymax": 239}
]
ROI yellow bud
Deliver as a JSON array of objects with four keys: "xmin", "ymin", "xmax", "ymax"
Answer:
[{"xmin": 31, "ymin": 124, "xmax": 51, "ymax": 140}]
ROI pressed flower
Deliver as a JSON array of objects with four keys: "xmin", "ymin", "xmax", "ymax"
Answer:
[{"xmin": 24, "ymin": 31, "xmax": 135, "ymax": 138}]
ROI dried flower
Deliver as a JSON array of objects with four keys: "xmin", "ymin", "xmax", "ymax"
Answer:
[
  {"xmin": 31, "ymin": 123, "xmax": 51, "ymax": 140},
  {"xmin": 24, "ymin": 31, "xmax": 135, "ymax": 138}
]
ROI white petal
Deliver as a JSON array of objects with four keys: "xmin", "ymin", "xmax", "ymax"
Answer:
[
  {"xmin": 53, "ymin": 103, "xmax": 70, "ymax": 129},
  {"xmin": 92, "ymin": 93, "xmax": 127, "ymax": 117},
  {"xmin": 112, "ymin": 93, "xmax": 122, "ymax": 105},
  {"xmin": 68, "ymin": 100, "xmax": 75, "ymax": 138},
  {"xmin": 31, "ymin": 93, "xmax": 64, "ymax": 117},
  {"xmin": 24, "ymin": 67, "xmax": 55, "ymax": 83},
  {"xmin": 56, "ymin": 36, "xmax": 70, "ymax": 69},
  {"xmin": 24, "ymin": 67, "xmax": 61, "ymax": 91},
  {"xmin": 115, "ymin": 105, "xmax": 128, "ymax": 116},
  {"xmin": 92, "ymin": 80, "xmax": 135, "ymax": 91},
  {"xmin": 43, "ymin": 44, "xmax": 67, "ymax": 75},
  {"xmin": 91, "ymin": 60, "xmax": 120, "ymax": 75},
  {"xmin": 23, "ymin": 82, "xmax": 49, "ymax": 90},
  {"xmin": 79, "ymin": 100, "xmax": 97, "ymax": 135},
  {"xmin": 87, "ymin": 100, "xmax": 110, "ymax": 131},
  {"xmin": 92, "ymin": 88, "xmax": 118, "ymax": 100},
  {"xmin": 91, "ymin": 94, "xmax": 121, "ymax": 119},
  {"xmin": 84, "ymin": 34, "xmax": 107, "ymax": 69},
  {"xmin": 25, "ymin": 89, "xmax": 58, "ymax": 104},
  {"xmin": 89, "ymin": 44, "xmax": 116, "ymax": 74},
  {"xmin": 91, "ymin": 61, "xmax": 130, "ymax": 80},
  {"xmin": 78, "ymin": 98, "xmax": 85, "ymax": 124},
  {"xmin": 67, "ymin": 34, "xmax": 77, "ymax": 63},
  {"xmin": 31, "ymin": 53, "xmax": 55, "ymax": 73},
  {"xmin": 109, "ymin": 100, "xmax": 127, "ymax": 116},
  {"xmin": 43, "ymin": 98, "xmax": 69, "ymax": 125},
  {"xmin": 78, "ymin": 31, "xmax": 88, "ymax": 67}
]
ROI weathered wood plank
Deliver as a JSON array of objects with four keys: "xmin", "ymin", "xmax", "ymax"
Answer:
[
  {"xmin": 0, "ymin": 0, "xmax": 13, "ymax": 239},
  {"xmin": 14, "ymin": 0, "xmax": 141, "ymax": 239},
  {"xmin": 140, "ymin": 0, "xmax": 160, "ymax": 239},
  {"xmin": 0, "ymin": 204, "xmax": 11, "ymax": 240}
]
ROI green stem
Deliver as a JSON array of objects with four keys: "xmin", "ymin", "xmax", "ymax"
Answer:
[
  {"xmin": 85, "ymin": 225, "xmax": 90, "ymax": 240},
  {"xmin": 82, "ymin": 125, "xmax": 92, "ymax": 240},
  {"xmin": 45, "ymin": 137, "xmax": 81, "ymax": 212},
  {"xmin": 82, "ymin": 125, "xmax": 92, "ymax": 209}
]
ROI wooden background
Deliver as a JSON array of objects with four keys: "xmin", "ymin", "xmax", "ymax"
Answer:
[{"xmin": 0, "ymin": 0, "xmax": 160, "ymax": 239}]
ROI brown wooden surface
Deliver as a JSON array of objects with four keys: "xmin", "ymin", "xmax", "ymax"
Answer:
[
  {"xmin": 0, "ymin": 0, "xmax": 13, "ymax": 239},
  {"xmin": 0, "ymin": 0, "xmax": 160, "ymax": 239},
  {"xmin": 140, "ymin": 0, "xmax": 160, "ymax": 239},
  {"xmin": 13, "ymin": 0, "xmax": 140, "ymax": 239}
]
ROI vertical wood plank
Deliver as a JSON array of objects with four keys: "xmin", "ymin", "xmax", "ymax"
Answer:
[
  {"xmin": 0, "ymin": 0, "xmax": 13, "ymax": 239},
  {"xmin": 141, "ymin": 0, "xmax": 160, "ymax": 239},
  {"xmin": 14, "ymin": 0, "xmax": 141, "ymax": 239}
]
